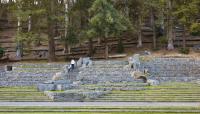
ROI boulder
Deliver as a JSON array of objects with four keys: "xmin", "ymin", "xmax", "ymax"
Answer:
[
  {"xmin": 52, "ymin": 72, "xmax": 63, "ymax": 81},
  {"xmin": 37, "ymin": 84, "xmax": 55, "ymax": 91},
  {"xmin": 129, "ymin": 54, "xmax": 141, "ymax": 71},
  {"xmin": 55, "ymin": 84, "xmax": 72, "ymax": 91},
  {"xmin": 139, "ymin": 50, "xmax": 151, "ymax": 56},
  {"xmin": 62, "ymin": 65, "xmax": 69, "ymax": 73},
  {"xmin": 147, "ymin": 79, "xmax": 160, "ymax": 86},
  {"xmin": 77, "ymin": 58, "xmax": 83, "ymax": 67},
  {"xmin": 44, "ymin": 91, "xmax": 85, "ymax": 102},
  {"xmin": 131, "ymin": 71, "xmax": 147, "ymax": 83},
  {"xmin": 82, "ymin": 57, "xmax": 92, "ymax": 67}
]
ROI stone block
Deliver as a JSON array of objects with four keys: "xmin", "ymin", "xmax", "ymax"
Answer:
[{"xmin": 37, "ymin": 84, "xmax": 55, "ymax": 91}]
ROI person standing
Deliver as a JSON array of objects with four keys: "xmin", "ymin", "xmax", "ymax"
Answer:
[{"xmin": 71, "ymin": 59, "xmax": 75, "ymax": 70}]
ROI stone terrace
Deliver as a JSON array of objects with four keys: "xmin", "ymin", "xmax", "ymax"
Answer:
[
  {"xmin": 140, "ymin": 57, "xmax": 200, "ymax": 82},
  {"xmin": 77, "ymin": 60, "xmax": 135, "ymax": 83},
  {"xmin": 0, "ymin": 63, "xmax": 66, "ymax": 86}
]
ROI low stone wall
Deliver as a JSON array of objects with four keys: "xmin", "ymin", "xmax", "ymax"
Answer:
[
  {"xmin": 44, "ymin": 90, "xmax": 111, "ymax": 102},
  {"xmin": 140, "ymin": 57, "xmax": 200, "ymax": 82}
]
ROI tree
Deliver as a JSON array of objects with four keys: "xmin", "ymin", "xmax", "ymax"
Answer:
[
  {"xmin": 65, "ymin": 0, "xmax": 95, "ymax": 56},
  {"xmin": 174, "ymin": 0, "xmax": 199, "ymax": 49},
  {"xmin": 40, "ymin": 0, "xmax": 64, "ymax": 61},
  {"xmin": 129, "ymin": 0, "xmax": 146, "ymax": 48},
  {"xmin": 166, "ymin": 0, "xmax": 174, "ymax": 50},
  {"xmin": 145, "ymin": 0, "xmax": 164, "ymax": 49},
  {"xmin": 88, "ymin": 0, "xmax": 132, "ymax": 59}
]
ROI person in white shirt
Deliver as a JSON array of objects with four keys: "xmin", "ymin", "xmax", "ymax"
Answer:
[{"xmin": 71, "ymin": 59, "xmax": 76, "ymax": 70}]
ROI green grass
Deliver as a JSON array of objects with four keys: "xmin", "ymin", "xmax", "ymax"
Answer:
[
  {"xmin": 5, "ymin": 111, "xmax": 189, "ymax": 114},
  {"xmin": 0, "ymin": 106, "xmax": 199, "ymax": 113},
  {"xmin": 0, "ymin": 107, "xmax": 200, "ymax": 114},
  {"xmin": 0, "ymin": 87, "xmax": 51, "ymax": 102},
  {"xmin": 88, "ymin": 82, "xmax": 200, "ymax": 102}
]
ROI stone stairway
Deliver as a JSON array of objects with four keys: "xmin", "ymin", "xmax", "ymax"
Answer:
[
  {"xmin": 77, "ymin": 60, "xmax": 135, "ymax": 83},
  {"xmin": 0, "ymin": 63, "xmax": 66, "ymax": 86}
]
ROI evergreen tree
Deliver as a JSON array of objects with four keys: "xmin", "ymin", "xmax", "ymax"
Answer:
[{"xmin": 87, "ymin": 0, "xmax": 132, "ymax": 58}]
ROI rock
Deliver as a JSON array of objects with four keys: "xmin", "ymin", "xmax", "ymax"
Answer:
[
  {"xmin": 37, "ymin": 84, "xmax": 55, "ymax": 91},
  {"xmin": 77, "ymin": 58, "xmax": 83, "ymax": 67},
  {"xmin": 131, "ymin": 71, "xmax": 145, "ymax": 78},
  {"xmin": 129, "ymin": 54, "xmax": 141, "ymax": 71},
  {"xmin": 73, "ymin": 81, "xmax": 83, "ymax": 86},
  {"xmin": 44, "ymin": 91, "xmax": 85, "ymax": 102},
  {"xmin": 139, "ymin": 50, "xmax": 151, "ymax": 56},
  {"xmin": 62, "ymin": 65, "xmax": 69, "ymax": 73},
  {"xmin": 55, "ymin": 84, "xmax": 72, "ymax": 91},
  {"xmin": 193, "ymin": 44, "xmax": 200, "ymax": 51},
  {"xmin": 44, "ymin": 80, "xmax": 54, "ymax": 84},
  {"xmin": 147, "ymin": 79, "xmax": 160, "ymax": 86},
  {"xmin": 53, "ymin": 80, "xmax": 72, "ymax": 84},
  {"xmin": 52, "ymin": 72, "xmax": 63, "ymax": 81},
  {"xmin": 82, "ymin": 57, "xmax": 92, "ymax": 67},
  {"xmin": 82, "ymin": 91, "xmax": 111, "ymax": 99}
]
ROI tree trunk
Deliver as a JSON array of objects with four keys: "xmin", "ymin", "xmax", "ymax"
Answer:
[
  {"xmin": 28, "ymin": 15, "xmax": 31, "ymax": 32},
  {"xmin": 137, "ymin": 15, "xmax": 142, "ymax": 48},
  {"xmin": 167, "ymin": 0, "xmax": 174, "ymax": 50},
  {"xmin": 48, "ymin": 24, "xmax": 56, "ymax": 62},
  {"xmin": 48, "ymin": 0, "xmax": 56, "ymax": 62},
  {"xmin": 105, "ymin": 43, "xmax": 109, "ymax": 59},
  {"xmin": 16, "ymin": 16, "xmax": 23, "ymax": 60},
  {"xmin": 104, "ymin": 32, "xmax": 109, "ymax": 59},
  {"xmin": 63, "ymin": 43, "xmax": 68, "ymax": 54},
  {"xmin": 68, "ymin": 46, "xmax": 71, "ymax": 54},
  {"xmin": 151, "ymin": 8, "xmax": 156, "ymax": 49},
  {"xmin": 88, "ymin": 38, "xmax": 93, "ymax": 57},
  {"xmin": 182, "ymin": 25, "xmax": 186, "ymax": 49}
]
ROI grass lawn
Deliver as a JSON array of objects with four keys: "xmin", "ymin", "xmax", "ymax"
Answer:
[
  {"xmin": 0, "ymin": 106, "xmax": 199, "ymax": 114},
  {"xmin": 0, "ymin": 112, "xmax": 199, "ymax": 114}
]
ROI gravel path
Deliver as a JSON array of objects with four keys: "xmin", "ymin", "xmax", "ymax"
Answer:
[{"xmin": 0, "ymin": 102, "xmax": 199, "ymax": 107}]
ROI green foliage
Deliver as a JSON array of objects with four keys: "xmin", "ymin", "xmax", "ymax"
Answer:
[
  {"xmin": 190, "ymin": 23, "xmax": 200, "ymax": 36},
  {"xmin": 159, "ymin": 36, "xmax": 168, "ymax": 48},
  {"xmin": 117, "ymin": 38, "xmax": 124, "ymax": 53},
  {"xmin": 179, "ymin": 47, "xmax": 190, "ymax": 54},
  {"xmin": 0, "ymin": 47, "xmax": 5, "ymax": 58},
  {"xmin": 15, "ymin": 32, "xmax": 41, "ymax": 48},
  {"xmin": 62, "ymin": 26, "xmax": 79, "ymax": 46},
  {"xmin": 88, "ymin": 0, "xmax": 132, "ymax": 39}
]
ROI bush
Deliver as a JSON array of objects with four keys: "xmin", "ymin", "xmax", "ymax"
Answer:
[
  {"xmin": 117, "ymin": 38, "xmax": 124, "ymax": 53},
  {"xmin": 159, "ymin": 36, "xmax": 168, "ymax": 48},
  {"xmin": 190, "ymin": 23, "xmax": 200, "ymax": 36},
  {"xmin": 179, "ymin": 48, "xmax": 190, "ymax": 54},
  {"xmin": 0, "ymin": 47, "xmax": 5, "ymax": 58}
]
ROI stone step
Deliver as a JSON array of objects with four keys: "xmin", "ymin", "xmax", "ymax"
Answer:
[
  {"xmin": 5, "ymin": 72, "xmax": 54, "ymax": 77},
  {"xmin": 88, "ymin": 65, "xmax": 129, "ymax": 69},
  {"xmin": 87, "ymin": 99, "xmax": 200, "ymax": 102},
  {"xmin": 0, "ymin": 81, "xmax": 45, "ymax": 86},
  {"xmin": 0, "ymin": 100, "xmax": 52, "ymax": 102},
  {"xmin": 92, "ymin": 61, "xmax": 129, "ymax": 65},
  {"xmin": 100, "ymin": 96, "xmax": 200, "ymax": 98}
]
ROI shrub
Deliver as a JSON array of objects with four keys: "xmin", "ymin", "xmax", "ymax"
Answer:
[
  {"xmin": 0, "ymin": 47, "xmax": 5, "ymax": 58},
  {"xmin": 117, "ymin": 38, "xmax": 124, "ymax": 53},
  {"xmin": 190, "ymin": 23, "xmax": 200, "ymax": 36},
  {"xmin": 179, "ymin": 48, "xmax": 190, "ymax": 54},
  {"xmin": 159, "ymin": 36, "xmax": 168, "ymax": 48}
]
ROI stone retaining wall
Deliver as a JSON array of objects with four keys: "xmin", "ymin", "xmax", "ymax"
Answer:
[{"xmin": 140, "ymin": 57, "xmax": 200, "ymax": 82}]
